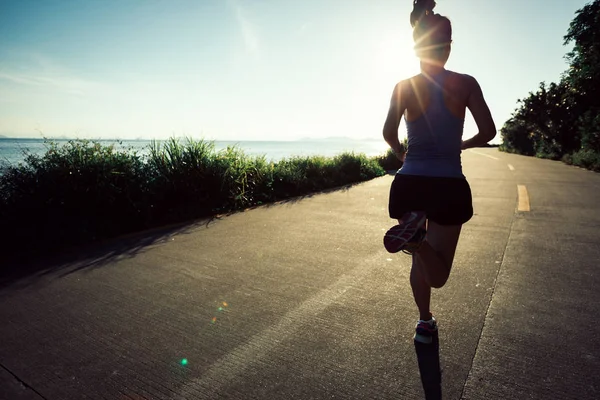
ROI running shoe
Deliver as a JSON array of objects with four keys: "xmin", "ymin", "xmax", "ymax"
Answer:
[
  {"xmin": 402, "ymin": 227, "xmax": 427, "ymax": 255},
  {"xmin": 384, "ymin": 211, "xmax": 427, "ymax": 253},
  {"xmin": 414, "ymin": 317, "xmax": 438, "ymax": 344}
]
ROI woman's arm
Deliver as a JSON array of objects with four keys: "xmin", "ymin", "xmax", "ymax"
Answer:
[
  {"xmin": 383, "ymin": 81, "xmax": 408, "ymax": 159},
  {"xmin": 462, "ymin": 75, "xmax": 496, "ymax": 150}
]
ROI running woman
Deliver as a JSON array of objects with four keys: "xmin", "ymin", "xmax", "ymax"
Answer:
[{"xmin": 383, "ymin": 0, "xmax": 496, "ymax": 344}]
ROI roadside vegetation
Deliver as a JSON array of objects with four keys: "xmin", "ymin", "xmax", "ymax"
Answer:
[
  {"xmin": 0, "ymin": 138, "xmax": 399, "ymax": 265},
  {"xmin": 500, "ymin": 1, "xmax": 600, "ymax": 172}
]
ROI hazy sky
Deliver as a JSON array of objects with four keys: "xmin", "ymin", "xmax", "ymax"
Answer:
[{"xmin": 0, "ymin": 0, "xmax": 588, "ymax": 141}]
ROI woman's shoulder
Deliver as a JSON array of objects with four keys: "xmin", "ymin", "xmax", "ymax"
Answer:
[
  {"xmin": 393, "ymin": 76, "xmax": 417, "ymax": 96},
  {"xmin": 446, "ymin": 70, "xmax": 479, "ymax": 86},
  {"xmin": 404, "ymin": 73, "xmax": 426, "ymax": 84},
  {"xmin": 396, "ymin": 74, "xmax": 426, "ymax": 94},
  {"xmin": 444, "ymin": 71, "xmax": 481, "ymax": 98},
  {"xmin": 394, "ymin": 71, "xmax": 479, "ymax": 96}
]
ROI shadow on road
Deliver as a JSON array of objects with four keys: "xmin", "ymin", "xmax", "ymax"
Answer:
[
  {"xmin": 414, "ymin": 333, "xmax": 442, "ymax": 400},
  {"xmin": 0, "ymin": 217, "xmax": 216, "ymax": 291},
  {"xmin": 0, "ymin": 182, "xmax": 366, "ymax": 291}
]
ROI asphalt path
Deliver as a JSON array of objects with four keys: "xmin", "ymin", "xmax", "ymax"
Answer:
[{"xmin": 1, "ymin": 148, "xmax": 599, "ymax": 399}]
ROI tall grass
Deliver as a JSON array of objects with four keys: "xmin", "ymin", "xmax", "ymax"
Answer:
[{"xmin": 0, "ymin": 138, "xmax": 388, "ymax": 264}]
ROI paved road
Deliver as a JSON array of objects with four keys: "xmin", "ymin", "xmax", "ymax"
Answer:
[{"xmin": 1, "ymin": 148, "xmax": 599, "ymax": 400}]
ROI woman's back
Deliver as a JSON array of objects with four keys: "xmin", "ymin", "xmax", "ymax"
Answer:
[
  {"xmin": 404, "ymin": 71, "xmax": 471, "ymax": 123},
  {"xmin": 400, "ymin": 70, "xmax": 472, "ymax": 178}
]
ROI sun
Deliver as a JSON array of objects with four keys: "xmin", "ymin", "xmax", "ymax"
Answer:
[{"xmin": 374, "ymin": 35, "xmax": 420, "ymax": 85}]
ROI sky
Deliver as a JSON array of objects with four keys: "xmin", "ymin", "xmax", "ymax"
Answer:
[{"xmin": 0, "ymin": 0, "xmax": 590, "ymax": 142}]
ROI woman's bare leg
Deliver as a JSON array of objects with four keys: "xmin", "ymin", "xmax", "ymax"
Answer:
[
  {"xmin": 415, "ymin": 221, "xmax": 462, "ymax": 289},
  {"xmin": 410, "ymin": 255, "xmax": 433, "ymax": 321}
]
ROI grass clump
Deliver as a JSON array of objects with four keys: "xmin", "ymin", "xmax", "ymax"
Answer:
[{"xmin": 0, "ymin": 138, "xmax": 387, "ymax": 265}]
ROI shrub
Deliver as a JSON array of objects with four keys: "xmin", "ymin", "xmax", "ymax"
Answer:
[
  {"xmin": 570, "ymin": 149, "xmax": 600, "ymax": 171},
  {"xmin": 0, "ymin": 138, "xmax": 387, "ymax": 265},
  {"xmin": 375, "ymin": 149, "xmax": 403, "ymax": 171},
  {"xmin": 535, "ymin": 151, "xmax": 561, "ymax": 161},
  {"xmin": 562, "ymin": 153, "xmax": 574, "ymax": 165},
  {"xmin": 0, "ymin": 140, "xmax": 149, "ymax": 254}
]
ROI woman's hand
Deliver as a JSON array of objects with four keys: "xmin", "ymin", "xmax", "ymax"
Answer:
[{"xmin": 393, "ymin": 148, "xmax": 406, "ymax": 162}]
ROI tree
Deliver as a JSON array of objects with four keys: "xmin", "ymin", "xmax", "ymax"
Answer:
[
  {"xmin": 564, "ymin": 1, "xmax": 600, "ymax": 101},
  {"xmin": 501, "ymin": 0, "xmax": 600, "ymax": 158},
  {"xmin": 501, "ymin": 81, "xmax": 579, "ymax": 158},
  {"xmin": 564, "ymin": 0, "xmax": 600, "ymax": 152}
]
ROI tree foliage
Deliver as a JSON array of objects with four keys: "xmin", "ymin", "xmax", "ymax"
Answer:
[{"xmin": 501, "ymin": 0, "xmax": 600, "ymax": 167}]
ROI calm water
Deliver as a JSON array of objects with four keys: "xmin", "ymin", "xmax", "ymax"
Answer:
[{"xmin": 0, "ymin": 138, "xmax": 389, "ymax": 167}]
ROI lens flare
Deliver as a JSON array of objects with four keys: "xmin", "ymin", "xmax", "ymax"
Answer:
[{"xmin": 181, "ymin": 359, "xmax": 188, "ymax": 366}]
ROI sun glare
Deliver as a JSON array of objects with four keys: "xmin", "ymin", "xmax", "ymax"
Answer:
[{"xmin": 374, "ymin": 36, "xmax": 420, "ymax": 85}]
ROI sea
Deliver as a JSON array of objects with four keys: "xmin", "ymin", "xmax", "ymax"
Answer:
[{"xmin": 0, "ymin": 137, "xmax": 390, "ymax": 168}]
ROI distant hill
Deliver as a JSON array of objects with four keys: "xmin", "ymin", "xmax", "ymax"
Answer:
[{"xmin": 0, "ymin": 134, "xmax": 8, "ymax": 138}]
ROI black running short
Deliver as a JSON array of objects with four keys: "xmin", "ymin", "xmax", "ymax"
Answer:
[{"xmin": 388, "ymin": 174, "xmax": 473, "ymax": 226}]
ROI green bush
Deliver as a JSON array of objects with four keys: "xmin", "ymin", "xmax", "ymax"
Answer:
[
  {"xmin": 535, "ymin": 151, "xmax": 561, "ymax": 161},
  {"xmin": 570, "ymin": 149, "xmax": 600, "ymax": 171},
  {"xmin": 375, "ymin": 149, "xmax": 403, "ymax": 171},
  {"xmin": 562, "ymin": 153, "xmax": 574, "ymax": 165},
  {"xmin": 0, "ymin": 140, "xmax": 150, "ymax": 251},
  {"xmin": 0, "ymin": 138, "xmax": 387, "ymax": 265},
  {"xmin": 500, "ymin": 118, "xmax": 536, "ymax": 156}
]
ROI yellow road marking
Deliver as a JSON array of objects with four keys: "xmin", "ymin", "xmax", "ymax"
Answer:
[
  {"xmin": 517, "ymin": 185, "xmax": 530, "ymax": 212},
  {"xmin": 508, "ymin": 164, "xmax": 515, "ymax": 171}
]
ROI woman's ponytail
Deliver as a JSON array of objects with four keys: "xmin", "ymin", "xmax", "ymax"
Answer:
[
  {"xmin": 410, "ymin": 0, "xmax": 436, "ymax": 28},
  {"xmin": 410, "ymin": 0, "xmax": 451, "ymax": 51}
]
